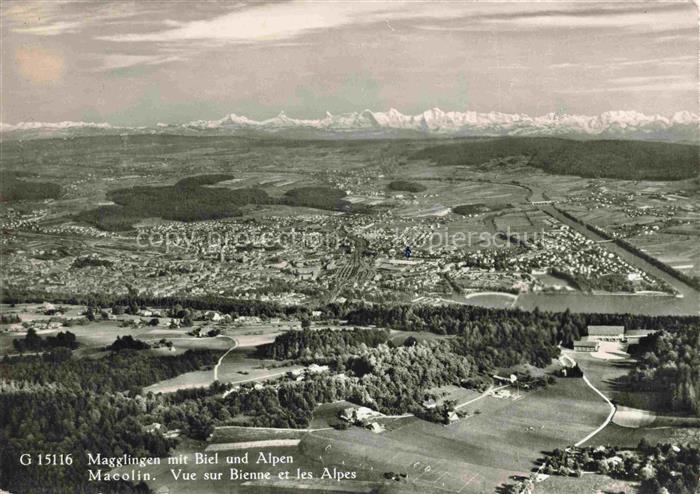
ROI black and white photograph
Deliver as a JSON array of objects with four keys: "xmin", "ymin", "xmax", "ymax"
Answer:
[{"xmin": 0, "ymin": 1, "xmax": 699, "ymax": 493}]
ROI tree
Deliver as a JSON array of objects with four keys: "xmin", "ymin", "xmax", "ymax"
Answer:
[
  {"xmin": 403, "ymin": 336, "xmax": 418, "ymax": 347},
  {"xmin": 85, "ymin": 307, "xmax": 96, "ymax": 321}
]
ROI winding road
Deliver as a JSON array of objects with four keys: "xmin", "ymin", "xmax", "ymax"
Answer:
[
  {"xmin": 559, "ymin": 353, "xmax": 616, "ymax": 447},
  {"xmin": 213, "ymin": 335, "xmax": 238, "ymax": 382}
]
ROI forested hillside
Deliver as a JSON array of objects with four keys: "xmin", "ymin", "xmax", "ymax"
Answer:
[
  {"xmin": 628, "ymin": 327, "xmax": 700, "ymax": 415},
  {"xmin": 413, "ymin": 137, "xmax": 699, "ymax": 180}
]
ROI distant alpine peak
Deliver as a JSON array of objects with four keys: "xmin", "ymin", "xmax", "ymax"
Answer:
[
  {"xmin": 1, "ymin": 120, "xmax": 115, "ymax": 131},
  {"xmin": 2, "ymin": 108, "xmax": 698, "ymax": 142},
  {"xmin": 179, "ymin": 107, "xmax": 698, "ymax": 140}
]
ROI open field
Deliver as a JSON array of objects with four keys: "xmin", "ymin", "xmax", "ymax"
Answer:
[
  {"xmin": 309, "ymin": 401, "xmax": 356, "ymax": 429},
  {"xmin": 215, "ymin": 347, "xmax": 303, "ymax": 385},
  {"xmin": 536, "ymin": 473, "xmax": 636, "ymax": 494},
  {"xmin": 134, "ymin": 368, "xmax": 617, "ymax": 493},
  {"xmin": 627, "ymin": 232, "xmax": 700, "ymax": 277},
  {"xmin": 386, "ymin": 329, "xmax": 450, "ymax": 346},
  {"xmin": 612, "ymin": 406, "xmax": 656, "ymax": 428},
  {"xmin": 574, "ymin": 349, "xmax": 669, "ymax": 412},
  {"xmin": 143, "ymin": 369, "xmax": 215, "ymax": 394},
  {"xmin": 210, "ymin": 426, "xmax": 308, "ymax": 444},
  {"xmin": 299, "ymin": 377, "xmax": 610, "ymax": 493}
]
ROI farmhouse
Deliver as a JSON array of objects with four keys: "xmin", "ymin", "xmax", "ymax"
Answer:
[
  {"xmin": 587, "ymin": 325, "xmax": 624, "ymax": 341},
  {"xmin": 307, "ymin": 364, "xmax": 329, "ymax": 374},
  {"xmin": 422, "ymin": 398, "xmax": 437, "ymax": 409},
  {"xmin": 365, "ymin": 422, "xmax": 385, "ymax": 433},
  {"xmin": 574, "ymin": 339, "xmax": 600, "ymax": 352}
]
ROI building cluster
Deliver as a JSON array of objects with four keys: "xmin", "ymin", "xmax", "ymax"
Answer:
[{"xmin": 573, "ymin": 325, "xmax": 660, "ymax": 352}]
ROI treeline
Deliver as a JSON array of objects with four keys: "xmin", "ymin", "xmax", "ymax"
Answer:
[
  {"xmin": 1, "ymin": 288, "xmax": 309, "ymax": 319},
  {"xmin": 413, "ymin": 137, "xmax": 699, "ymax": 180},
  {"xmin": 386, "ymin": 180, "xmax": 427, "ymax": 193},
  {"xmin": 108, "ymin": 335, "xmax": 150, "ymax": 352},
  {"xmin": 452, "ymin": 203, "xmax": 490, "ymax": 215},
  {"xmin": 12, "ymin": 328, "xmax": 78, "ymax": 353},
  {"xmin": 627, "ymin": 326, "xmax": 700, "ymax": 415},
  {"xmin": 259, "ymin": 328, "xmax": 390, "ymax": 360},
  {"xmin": 3, "ymin": 349, "xmax": 221, "ymax": 394},
  {"xmin": 550, "ymin": 269, "xmax": 634, "ymax": 293},
  {"xmin": 334, "ymin": 303, "xmax": 700, "ymax": 349},
  {"xmin": 174, "ymin": 174, "xmax": 234, "ymax": 189},
  {"xmin": 263, "ymin": 310, "xmax": 563, "ymax": 371},
  {"xmin": 71, "ymin": 256, "xmax": 114, "ymax": 269}
]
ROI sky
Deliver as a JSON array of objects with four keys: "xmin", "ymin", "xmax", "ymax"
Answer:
[{"xmin": 1, "ymin": 0, "xmax": 698, "ymax": 126}]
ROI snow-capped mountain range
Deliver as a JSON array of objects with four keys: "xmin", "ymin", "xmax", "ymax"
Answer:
[{"xmin": 2, "ymin": 108, "xmax": 698, "ymax": 142}]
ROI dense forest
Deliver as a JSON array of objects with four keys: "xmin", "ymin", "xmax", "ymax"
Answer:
[
  {"xmin": 386, "ymin": 180, "xmax": 427, "ymax": 193},
  {"xmin": 413, "ymin": 137, "xmax": 699, "ymax": 180},
  {"xmin": 452, "ymin": 203, "xmax": 507, "ymax": 215},
  {"xmin": 627, "ymin": 326, "xmax": 700, "ymax": 415},
  {"xmin": 0, "ymin": 348, "xmax": 221, "ymax": 493},
  {"xmin": 280, "ymin": 186, "xmax": 351, "ymax": 211},
  {"xmin": 0, "ymin": 383, "xmax": 162, "ymax": 494},
  {"xmin": 0, "ymin": 172, "xmax": 62, "ymax": 202},
  {"xmin": 74, "ymin": 175, "xmax": 352, "ymax": 230},
  {"xmin": 3, "ymin": 349, "xmax": 220, "ymax": 394},
  {"xmin": 259, "ymin": 327, "xmax": 390, "ymax": 360}
]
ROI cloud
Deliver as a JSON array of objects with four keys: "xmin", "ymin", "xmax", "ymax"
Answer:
[
  {"xmin": 556, "ymin": 81, "xmax": 697, "ymax": 94},
  {"xmin": 617, "ymin": 56, "xmax": 696, "ymax": 67},
  {"xmin": 3, "ymin": 1, "xmax": 83, "ymax": 36},
  {"xmin": 95, "ymin": 1, "xmax": 514, "ymax": 44},
  {"xmin": 549, "ymin": 56, "xmax": 696, "ymax": 70},
  {"xmin": 2, "ymin": 0, "xmax": 149, "ymax": 37},
  {"xmin": 15, "ymin": 46, "xmax": 65, "ymax": 83},
  {"xmin": 473, "ymin": 3, "xmax": 692, "ymax": 32},
  {"xmin": 96, "ymin": 54, "xmax": 183, "ymax": 71},
  {"xmin": 12, "ymin": 20, "xmax": 83, "ymax": 36},
  {"xmin": 610, "ymin": 74, "xmax": 690, "ymax": 83}
]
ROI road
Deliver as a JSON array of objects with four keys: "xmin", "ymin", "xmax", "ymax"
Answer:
[
  {"xmin": 454, "ymin": 384, "xmax": 510, "ymax": 410},
  {"xmin": 213, "ymin": 336, "xmax": 238, "ymax": 382},
  {"xmin": 575, "ymin": 374, "xmax": 616, "ymax": 447},
  {"xmin": 559, "ymin": 353, "xmax": 616, "ymax": 447}
]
